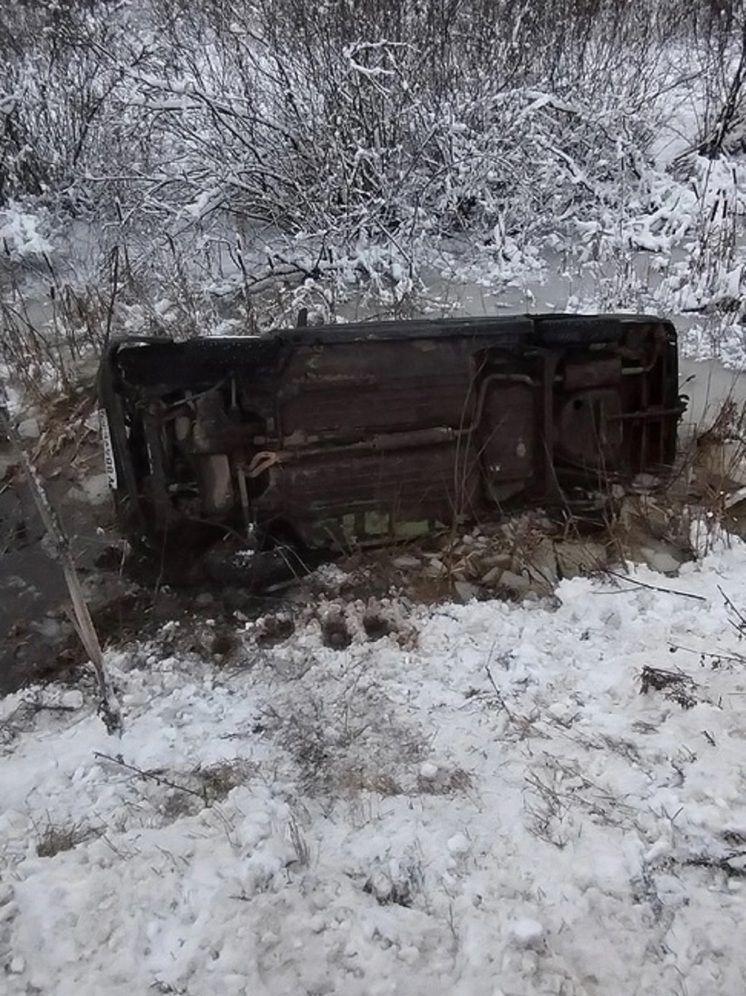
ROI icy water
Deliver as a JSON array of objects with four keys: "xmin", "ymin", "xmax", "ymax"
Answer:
[
  {"xmin": 2, "ymin": 283, "xmax": 746, "ymax": 694},
  {"xmin": 678, "ymin": 356, "xmax": 746, "ymax": 428},
  {"xmin": 0, "ymin": 470, "xmax": 114, "ymax": 693}
]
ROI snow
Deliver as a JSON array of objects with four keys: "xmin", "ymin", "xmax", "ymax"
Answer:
[
  {"xmin": 5, "ymin": 28, "xmax": 746, "ymax": 987},
  {"xmin": 3, "ymin": 539, "xmax": 746, "ymax": 994},
  {"xmin": 0, "ymin": 204, "xmax": 52, "ymax": 260},
  {"xmin": 509, "ymin": 918, "xmax": 545, "ymax": 950}
]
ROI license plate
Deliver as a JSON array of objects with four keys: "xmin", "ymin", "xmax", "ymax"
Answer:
[{"xmin": 98, "ymin": 408, "xmax": 118, "ymax": 490}]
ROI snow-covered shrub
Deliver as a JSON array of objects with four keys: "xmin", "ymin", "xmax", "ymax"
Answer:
[
  {"xmin": 0, "ymin": 204, "xmax": 52, "ymax": 260},
  {"xmin": 0, "ymin": 0, "xmax": 706, "ymax": 248},
  {"xmin": 3, "ymin": 0, "xmax": 746, "ymax": 370},
  {"xmin": 0, "ymin": 0, "xmax": 163, "ymax": 207}
]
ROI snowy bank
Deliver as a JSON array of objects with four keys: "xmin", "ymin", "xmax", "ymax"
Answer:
[{"xmin": 2, "ymin": 540, "xmax": 746, "ymax": 995}]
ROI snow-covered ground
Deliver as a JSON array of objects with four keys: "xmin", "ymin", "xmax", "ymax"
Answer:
[
  {"xmin": 5, "ymin": 9, "xmax": 746, "ymax": 991},
  {"xmin": 3, "ymin": 533, "xmax": 746, "ymax": 995}
]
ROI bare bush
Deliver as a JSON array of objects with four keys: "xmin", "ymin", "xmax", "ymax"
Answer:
[
  {"xmin": 0, "ymin": 0, "xmax": 743, "ymax": 391},
  {"xmin": 0, "ymin": 0, "xmax": 711, "ymax": 247}
]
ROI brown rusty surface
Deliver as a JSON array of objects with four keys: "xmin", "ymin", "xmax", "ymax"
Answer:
[
  {"xmin": 100, "ymin": 314, "xmax": 685, "ymax": 552},
  {"xmin": 254, "ymin": 445, "xmax": 482, "ymax": 544},
  {"xmin": 277, "ymin": 340, "xmax": 478, "ymax": 439}
]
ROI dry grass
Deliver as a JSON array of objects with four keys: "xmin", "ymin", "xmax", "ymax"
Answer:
[
  {"xmin": 36, "ymin": 820, "xmax": 96, "ymax": 858},
  {"xmin": 640, "ymin": 665, "xmax": 699, "ymax": 710},
  {"xmin": 159, "ymin": 758, "xmax": 257, "ymax": 815},
  {"xmin": 194, "ymin": 759, "xmax": 258, "ymax": 804},
  {"xmin": 265, "ymin": 678, "xmax": 428, "ymax": 799},
  {"xmin": 417, "ymin": 766, "xmax": 473, "ymax": 796}
]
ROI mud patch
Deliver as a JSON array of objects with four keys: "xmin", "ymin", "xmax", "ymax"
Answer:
[
  {"xmin": 362, "ymin": 610, "xmax": 393, "ymax": 642},
  {"xmin": 254, "ymin": 613, "xmax": 296, "ymax": 648},
  {"xmin": 320, "ymin": 610, "xmax": 353, "ymax": 650}
]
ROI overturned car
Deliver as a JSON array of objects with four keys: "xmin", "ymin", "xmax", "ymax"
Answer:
[{"xmin": 98, "ymin": 313, "xmax": 684, "ymax": 584}]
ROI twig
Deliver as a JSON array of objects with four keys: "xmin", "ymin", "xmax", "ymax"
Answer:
[
  {"xmin": 94, "ymin": 752, "xmax": 206, "ymax": 802},
  {"xmin": 0, "ymin": 393, "xmax": 122, "ymax": 734},
  {"xmin": 485, "ymin": 664, "xmax": 514, "ymax": 718},
  {"xmin": 668, "ymin": 641, "xmax": 746, "ymax": 666},
  {"xmin": 718, "ymin": 584, "xmax": 746, "ymax": 635},
  {"xmin": 605, "ymin": 569, "xmax": 707, "ymax": 602}
]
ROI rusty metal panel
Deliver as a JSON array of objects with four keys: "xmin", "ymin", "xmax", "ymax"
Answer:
[
  {"xmin": 98, "ymin": 313, "xmax": 685, "ymax": 574},
  {"xmin": 479, "ymin": 383, "xmax": 537, "ymax": 503},
  {"xmin": 254, "ymin": 445, "xmax": 481, "ymax": 546},
  {"xmin": 278, "ymin": 340, "xmax": 477, "ymax": 438}
]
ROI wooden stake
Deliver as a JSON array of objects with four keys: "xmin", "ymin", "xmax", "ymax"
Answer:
[{"xmin": 0, "ymin": 395, "xmax": 122, "ymax": 733}]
